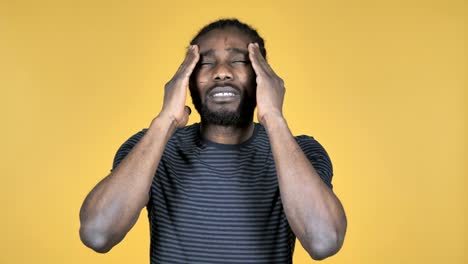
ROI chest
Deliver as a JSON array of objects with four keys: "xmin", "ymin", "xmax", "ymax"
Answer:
[{"xmin": 153, "ymin": 146, "xmax": 281, "ymax": 218}]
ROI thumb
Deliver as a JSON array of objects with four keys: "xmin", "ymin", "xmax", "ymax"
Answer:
[
  {"xmin": 184, "ymin": 106, "xmax": 192, "ymax": 116},
  {"xmin": 177, "ymin": 105, "xmax": 191, "ymax": 128}
]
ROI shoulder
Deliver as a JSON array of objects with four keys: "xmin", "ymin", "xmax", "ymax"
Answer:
[
  {"xmin": 171, "ymin": 123, "xmax": 200, "ymax": 142},
  {"xmin": 111, "ymin": 123, "xmax": 199, "ymax": 172},
  {"xmin": 118, "ymin": 123, "xmax": 199, "ymax": 149},
  {"xmin": 110, "ymin": 128, "xmax": 147, "ymax": 172},
  {"xmin": 295, "ymin": 135, "xmax": 329, "ymax": 156},
  {"xmin": 294, "ymin": 134, "xmax": 332, "ymax": 166},
  {"xmin": 166, "ymin": 123, "xmax": 200, "ymax": 152},
  {"xmin": 294, "ymin": 134, "xmax": 334, "ymax": 190},
  {"xmin": 119, "ymin": 128, "xmax": 148, "ymax": 148}
]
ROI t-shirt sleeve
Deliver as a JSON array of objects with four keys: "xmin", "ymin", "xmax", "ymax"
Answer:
[
  {"xmin": 110, "ymin": 129, "xmax": 147, "ymax": 173},
  {"xmin": 296, "ymin": 135, "xmax": 334, "ymax": 190}
]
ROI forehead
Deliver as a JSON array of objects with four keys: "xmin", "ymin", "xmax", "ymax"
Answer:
[{"xmin": 196, "ymin": 27, "xmax": 252, "ymax": 53}]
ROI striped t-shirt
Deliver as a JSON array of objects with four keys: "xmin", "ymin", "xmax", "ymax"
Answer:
[{"xmin": 111, "ymin": 122, "xmax": 333, "ymax": 264}]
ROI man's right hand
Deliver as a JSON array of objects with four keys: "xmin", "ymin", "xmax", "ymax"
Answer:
[
  {"xmin": 79, "ymin": 45, "xmax": 200, "ymax": 254},
  {"xmin": 158, "ymin": 44, "xmax": 200, "ymax": 129}
]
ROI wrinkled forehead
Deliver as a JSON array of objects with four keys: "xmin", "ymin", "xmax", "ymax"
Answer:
[{"xmin": 196, "ymin": 28, "xmax": 252, "ymax": 54}]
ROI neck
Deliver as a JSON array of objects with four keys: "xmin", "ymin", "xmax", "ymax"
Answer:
[{"xmin": 200, "ymin": 122, "xmax": 255, "ymax": 145}]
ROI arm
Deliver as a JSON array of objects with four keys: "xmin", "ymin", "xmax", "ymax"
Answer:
[
  {"xmin": 264, "ymin": 115, "xmax": 347, "ymax": 260},
  {"xmin": 79, "ymin": 45, "xmax": 200, "ymax": 253},
  {"xmin": 79, "ymin": 117, "xmax": 175, "ymax": 253},
  {"xmin": 248, "ymin": 43, "xmax": 347, "ymax": 260}
]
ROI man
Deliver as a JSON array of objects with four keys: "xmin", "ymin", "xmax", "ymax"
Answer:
[{"xmin": 79, "ymin": 18, "xmax": 347, "ymax": 263}]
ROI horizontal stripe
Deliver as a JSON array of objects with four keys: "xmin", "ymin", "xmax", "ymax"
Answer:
[{"xmin": 112, "ymin": 122, "xmax": 333, "ymax": 263}]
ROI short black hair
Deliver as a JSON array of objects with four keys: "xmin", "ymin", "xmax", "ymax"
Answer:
[{"xmin": 189, "ymin": 18, "xmax": 267, "ymax": 60}]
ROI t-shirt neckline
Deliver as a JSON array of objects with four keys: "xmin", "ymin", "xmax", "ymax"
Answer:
[{"xmin": 196, "ymin": 122, "xmax": 260, "ymax": 150}]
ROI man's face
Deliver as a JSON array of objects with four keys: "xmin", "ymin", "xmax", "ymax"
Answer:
[{"xmin": 189, "ymin": 27, "xmax": 257, "ymax": 127}]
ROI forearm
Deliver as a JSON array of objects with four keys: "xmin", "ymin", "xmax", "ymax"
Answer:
[
  {"xmin": 79, "ymin": 116, "xmax": 177, "ymax": 253},
  {"xmin": 263, "ymin": 114, "xmax": 347, "ymax": 260}
]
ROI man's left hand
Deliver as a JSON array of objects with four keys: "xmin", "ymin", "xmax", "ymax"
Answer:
[{"xmin": 248, "ymin": 42, "xmax": 285, "ymax": 125}]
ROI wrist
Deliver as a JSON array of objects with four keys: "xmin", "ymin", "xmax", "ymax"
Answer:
[
  {"xmin": 261, "ymin": 112, "xmax": 286, "ymax": 131},
  {"xmin": 149, "ymin": 114, "xmax": 178, "ymax": 138}
]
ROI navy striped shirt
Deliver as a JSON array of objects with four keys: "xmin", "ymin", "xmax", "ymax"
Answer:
[{"xmin": 111, "ymin": 122, "xmax": 333, "ymax": 263}]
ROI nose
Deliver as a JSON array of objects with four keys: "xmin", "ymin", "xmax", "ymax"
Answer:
[{"xmin": 213, "ymin": 63, "xmax": 233, "ymax": 81}]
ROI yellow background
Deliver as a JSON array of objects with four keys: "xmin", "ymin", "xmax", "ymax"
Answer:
[{"xmin": 1, "ymin": 0, "xmax": 466, "ymax": 263}]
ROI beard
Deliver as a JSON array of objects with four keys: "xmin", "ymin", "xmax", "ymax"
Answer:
[{"xmin": 189, "ymin": 83, "xmax": 256, "ymax": 128}]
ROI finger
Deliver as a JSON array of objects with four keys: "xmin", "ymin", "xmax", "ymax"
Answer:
[
  {"xmin": 252, "ymin": 43, "xmax": 276, "ymax": 76},
  {"xmin": 174, "ymin": 48, "xmax": 191, "ymax": 74},
  {"xmin": 178, "ymin": 106, "xmax": 191, "ymax": 128},
  {"xmin": 248, "ymin": 43, "xmax": 267, "ymax": 77},
  {"xmin": 177, "ymin": 45, "xmax": 197, "ymax": 70},
  {"xmin": 176, "ymin": 45, "xmax": 200, "ymax": 78},
  {"xmin": 182, "ymin": 45, "xmax": 200, "ymax": 78},
  {"xmin": 184, "ymin": 105, "xmax": 192, "ymax": 115},
  {"xmin": 248, "ymin": 43, "xmax": 274, "ymax": 78}
]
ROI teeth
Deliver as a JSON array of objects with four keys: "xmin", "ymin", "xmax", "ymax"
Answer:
[{"xmin": 213, "ymin": 92, "xmax": 236, "ymax": 97}]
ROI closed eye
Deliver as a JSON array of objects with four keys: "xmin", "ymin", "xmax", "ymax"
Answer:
[{"xmin": 231, "ymin": 60, "xmax": 250, "ymax": 64}]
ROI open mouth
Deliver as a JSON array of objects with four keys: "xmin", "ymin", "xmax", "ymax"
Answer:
[
  {"xmin": 207, "ymin": 86, "xmax": 241, "ymax": 102},
  {"xmin": 212, "ymin": 92, "xmax": 237, "ymax": 97}
]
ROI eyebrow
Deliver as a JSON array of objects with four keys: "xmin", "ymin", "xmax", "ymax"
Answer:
[
  {"xmin": 200, "ymin": 48, "xmax": 248, "ymax": 57},
  {"xmin": 226, "ymin": 48, "xmax": 248, "ymax": 56}
]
